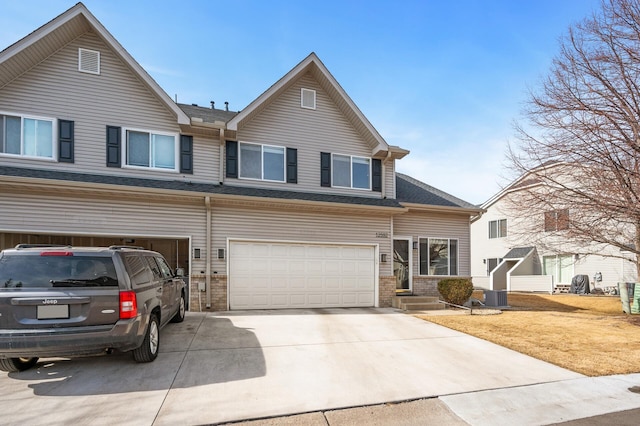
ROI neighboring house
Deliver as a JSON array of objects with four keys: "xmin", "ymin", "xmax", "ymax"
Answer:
[
  {"xmin": 0, "ymin": 3, "xmax": 482, "ymax": 311},
  {"xmin": 471, "ymin": 168, "xmax": 637, "ymax": 293}
]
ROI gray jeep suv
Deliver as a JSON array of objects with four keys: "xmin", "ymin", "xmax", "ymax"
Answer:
[{"xmin": 0, "ymin": 245, "xmax": 186, "ymax": 372}]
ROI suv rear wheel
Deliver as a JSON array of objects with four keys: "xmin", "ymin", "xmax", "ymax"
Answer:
[
  {"xmin": 132, "ymin": 314, "xmax": 159, "ymax": 363},
  {"xmin": 170, "ymin": 291, "xmax": 186, "ymax": 323},
  {"xmin": 0, "ymin": 357, "xmax": 38, "ymax": 372}
]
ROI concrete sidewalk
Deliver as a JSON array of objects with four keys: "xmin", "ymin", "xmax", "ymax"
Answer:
[
  {"xmin": 0, "ymin": 309, "xmax": 637, "ymax": 425},
  {"xmin": 230, "ymin": 374, "xmax": 640, "ymax": 425}
]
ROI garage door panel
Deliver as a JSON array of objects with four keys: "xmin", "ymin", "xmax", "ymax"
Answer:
[
  {"xmin": 307, "ymin": 277, "xmax": 323, "ymax": 289},
  {"xmin": 229, "ymin": 241, "xmax": 376, "ymax": 310}
]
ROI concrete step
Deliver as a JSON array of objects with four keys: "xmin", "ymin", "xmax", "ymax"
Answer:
[
  {"xmin": 392, "ymin": 296, "xmax": 442, "ymax": 311},
  {"xmin": 402, "ymin": 302, "xmax": 445, "ymax": 311}
]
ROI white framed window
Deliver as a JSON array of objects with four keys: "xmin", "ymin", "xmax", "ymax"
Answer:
[
  {"xmin": 418, "ymin": 238, "xmax": 458, "ymax": 276},
  {"xmin": 301, "ymin": 88, "xmax": 316, "ymax": 109},
  {"xmin": 0, "ymin": 113, "xmax": 55, "ymax": 159},
  {"xmin": 78, "ymin": 48, "xmax": 100, "ymax": 74},
  {"xmin": 332, "ymin": 154, "xmax": 371, "ymax": 190},
  {"xmin": 239, "ymin": 141, "xmax": 285, "ymax": 182},
  {"xmin": 124, "ymin": 128, "xmax": 178, "ymax": 171},
  {"xmin": 488, "ymin": 219, "xmax": 507, "ymax": 239}
]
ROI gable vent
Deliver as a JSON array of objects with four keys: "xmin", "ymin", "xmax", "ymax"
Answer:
[
  {"xmin": 301, "ymin": 88, "xmax": 316, "ymax": 110},
  {"xmin": 78, "ymin": 48, "xmax": 100, "ymax": 75}
]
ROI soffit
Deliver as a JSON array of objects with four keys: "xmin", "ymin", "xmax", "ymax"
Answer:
[{"xmin": 0, "ymin": 14, "xmax": 90, "ymax": 89}]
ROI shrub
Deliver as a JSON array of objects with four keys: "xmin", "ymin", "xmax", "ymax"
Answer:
[{"xmin": 438, "ymin": 278, "xmax": 473, "ymax": 306}]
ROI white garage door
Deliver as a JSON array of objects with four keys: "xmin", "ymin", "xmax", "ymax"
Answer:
[{"xmin": 229, "ymin": 240, "xmax": 376, "ymax": 310}]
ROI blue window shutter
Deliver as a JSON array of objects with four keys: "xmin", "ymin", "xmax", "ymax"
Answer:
[
  {"xmin": 106, "ymin": 126, "xmax": 121, "ymax": 168},
  {"xmin": 58, "ymin": 120, "xmax": 74, "ymax": 163},
  {"xmin": 286, "ymin": 147, "xmax": 297, "ymax": 183},
  {"xmin": 226, "ymin": 140, "xmax": 238, "ymax": 178},
  {"xmin": 372, "ymin": 158, "xmax": 382, "ymax": 192},
  {"xmin": 320, "ymin": 152, "xmax": 331, "ymax": 187},
  {"xmin": 180, "ymin": 135, "xmax": 193, "ymax": 174}
]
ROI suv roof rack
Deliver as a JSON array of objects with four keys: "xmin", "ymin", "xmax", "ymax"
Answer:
[
  {"xmin": 108, "ymin": 245, "xmax": 146, "ymax": 250},
  {"xmin": 15, "ymin": 244, "xmax": 72, "ymax": 249}
]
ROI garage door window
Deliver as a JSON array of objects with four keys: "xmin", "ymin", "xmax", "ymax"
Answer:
[{"xmin": 419, "ymin": 238, "xmax": 458, "ymax": 276}]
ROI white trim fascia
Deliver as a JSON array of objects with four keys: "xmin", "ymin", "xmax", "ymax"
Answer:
[
  {"xmin": 400, "ymin": 202, "xmax": 483, "ymax": 216},
  {"xmin": 0, "ymin": 227, "xmax": 191, "ymax": 240},
  {"xmin": 0, "ymin": 3, "xmax": 189, "ymax": 125}
]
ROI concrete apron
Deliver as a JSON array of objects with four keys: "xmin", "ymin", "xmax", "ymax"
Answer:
[{"xmin": 0, "ymin": 308, "xmax": 583, "ymax": 425}]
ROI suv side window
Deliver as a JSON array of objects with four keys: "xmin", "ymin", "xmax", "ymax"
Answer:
[
  {"xmin": 145, "ymin": 257, "xmax": 162, "ymax": 279},
  {"xmin": 155, "ymin": 257, "xmax": 173, "ymax": 279},
  {"xmin": 123, "ymin": 255, "xmax": 153, "ymax": 286}
]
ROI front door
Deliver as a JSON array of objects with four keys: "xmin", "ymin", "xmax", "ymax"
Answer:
[{"xmin": 393, "ymin": 238, "xmax": 412, "ymax": 293}]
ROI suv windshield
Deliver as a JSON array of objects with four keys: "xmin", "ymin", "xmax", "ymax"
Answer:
[{"xmin": 0, "ymin": 254, "xmax": 119, "ymax": 288}]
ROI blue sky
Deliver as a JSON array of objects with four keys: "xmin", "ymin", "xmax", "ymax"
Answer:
[{"xmin": 0, "ymin": 0, "xmax": 601, "ymax": 204}]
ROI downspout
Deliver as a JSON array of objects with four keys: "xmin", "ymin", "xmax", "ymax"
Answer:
[{"xmin": 205, "ymin": 196, "xmax": 212, "ymax": 309}]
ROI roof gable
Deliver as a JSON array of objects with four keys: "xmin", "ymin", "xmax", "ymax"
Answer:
[
  {"xmin": 0, "ymin": 2, "xmax": 189, "ymax": 125},
  {"xmin": 227, "ymin": 53, "xmax": 395, "ymax": 157}
]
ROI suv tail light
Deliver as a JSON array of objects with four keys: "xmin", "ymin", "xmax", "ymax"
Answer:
[{"xmin": 119, "ymin": 291, "xmax": 138, "ymax": 319}]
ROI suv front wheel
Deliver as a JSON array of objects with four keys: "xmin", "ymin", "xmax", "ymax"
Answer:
[
  {"xmin": 133, "ymin": 314, "xmax": 159, "ymax": 363},
  {"xmin": 0, "ymin": 357, "xmax": 39, "ymax": 372}
]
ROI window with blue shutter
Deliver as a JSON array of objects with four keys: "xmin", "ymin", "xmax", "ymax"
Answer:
[
  {"xmin": 372, "ymin": 158, "xmax": 382, "ymax": 192},
  {"xmin": 286, "ymin": 147, "xmax": 297, "ymax": 183},
  {"xmin": 58, "ymin": 120, "xmax": 74, "ymax": 163},
  {"xmin": 106, "ymin": 125, "xmax": 121, "ymax": 167},
  {"xmin": 320, "ymin": 152, "xmax": 331, "ymax": 187},
  {"xmin": 226, "ymin": 140, "xmax": 238, "ymax": 178},
  {"xmin": 180, "ymin": 135, "xmax": 193, "ymax": 174}
]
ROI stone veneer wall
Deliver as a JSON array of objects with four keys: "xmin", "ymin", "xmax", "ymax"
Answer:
[
  {"xmin": 411, "ymin": 277, "xmax": 473, "ymax": 298},
  {"xmin": 378, "ymin": 275, "xmax": 396, "ymax": 307},
  {"xmin": 412, "ymin": 277, "xmax": 442, "ymax": 297},
  {"xmin": 189, "ymin": 274, "xmax": 228, "ymax": 312}
]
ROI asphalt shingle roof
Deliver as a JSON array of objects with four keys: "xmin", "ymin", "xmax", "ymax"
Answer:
[
  {"xmin": 395, "ymin": 173, "xmax": 478, "ymax": 209},
  {"xmin": 177, "ymin": 103, "xmax": 238, "ymax": 123},
  {"xmin": 503, "ymin": 246, "xmax": 535, "ymax": 259},
  {"xmin": 0, "ymin": 166, "xmax": 403, "ymax": 209}
]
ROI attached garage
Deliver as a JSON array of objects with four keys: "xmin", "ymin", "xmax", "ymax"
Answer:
[{"xmin": 228, "ymin": 240, "xmax": 377, "ymax": 310}]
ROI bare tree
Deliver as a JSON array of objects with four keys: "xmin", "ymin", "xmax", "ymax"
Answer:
[{"xmin": 507, "ymin": 0, "xmax": 640, "ymax": 276}]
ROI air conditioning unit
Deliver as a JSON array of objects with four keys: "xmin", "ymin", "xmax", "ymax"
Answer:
[{"xmin": 484, "ymin": 290, "xmax": 508, "ymax": 307}]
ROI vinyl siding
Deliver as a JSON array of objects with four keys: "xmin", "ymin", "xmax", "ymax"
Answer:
[
  {"xmin": 470, "ymin": 199, "xmax": 512, "ymax": 277},
  {"xmin": 394, "ymin": 211, "xmax": 471, "ymax": 276},
  {"xmin": 0, "ymin": 32, "xmax": 218, "ymax": 183},
  {"xmin": 384, "ymin": 160, "xmax": 395, "ymax": 199},
  {"xmin": 0, "ymin": 189, "xmax": 208, "ymax": 274},
  {"xmin": 229, "ymin": 73, "xmax": 382, "ymax": 198},
  {"xmin": 211, "ymin": 204, "xmax": 392, "ymax": 276}
]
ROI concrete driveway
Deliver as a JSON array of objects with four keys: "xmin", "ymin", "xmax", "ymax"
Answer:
[{"xmin": 0, "ymin": 308, "xmax": 582, "ymax": 425}]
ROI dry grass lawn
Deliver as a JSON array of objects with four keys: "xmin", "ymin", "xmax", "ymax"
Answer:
[{"xmin": 416, "ymin": 293, "xmax": 640, "ymax": 377}]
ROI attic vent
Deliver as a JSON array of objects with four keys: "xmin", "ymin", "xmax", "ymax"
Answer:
[
  {"xmin": 78, "ymin": 48, "xmax": 100, "ymax": 75},
  {"xmin": 301, "ymin": 88, "xmax": 316, "ymax": 110}
]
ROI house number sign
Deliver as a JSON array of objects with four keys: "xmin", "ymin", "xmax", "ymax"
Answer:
[{"xmin": 375, "ymin": 232, "xmax": 389, "ymax": 238}]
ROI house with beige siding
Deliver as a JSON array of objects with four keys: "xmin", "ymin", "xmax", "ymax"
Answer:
[
  {"xmin": 471, "ymin": 166, "xmax": 637, "ymax": 293},
  {"xmin": 0, "ymin": 3, "xmax": 481, "ymax": 311}
]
